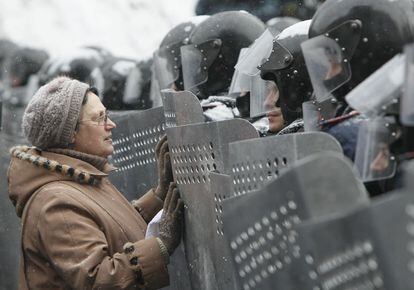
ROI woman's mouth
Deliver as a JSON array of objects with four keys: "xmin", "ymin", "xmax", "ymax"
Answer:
[{"xmin": 266, "ymin": 110, "xmax": 282, "ymax": 118}]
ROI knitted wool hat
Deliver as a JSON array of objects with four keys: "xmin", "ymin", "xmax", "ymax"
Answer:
[{"xmin": 22, "ymin": 76, "xmax": 90, "ymax": 149}]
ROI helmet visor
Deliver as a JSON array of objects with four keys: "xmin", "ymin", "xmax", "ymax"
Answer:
[
  {"xmin": 123, "ymin": 66, "xmax": 142, "ymax": 105},
  {"xmin": 354, "ymin": 118, "xmax": 397, "ymax": 182},
  {"xmin": 181, "ymin": 39, "xmax": 221, "ymax": 93},
  {"xmin": 235, "ymin": 29, "xmax": 275, "ymax": 76},
  {"xmin": 302, "ymin": 35, "xmax": 351, "ymax": 102},
  {"xmin": 302, "ymin": 20, "xmax": 363, "ymax": 102},
  {"xmin": 302, "ymin": 101, "xmax": 320, "ymax": 132},
  {"xmin": 149, "ymin": 68, "xmax": 163, "ymax": 108},
  {"xmin": 401, "ymin": 44, "xmax": 414, "ymax": 126},
  {"xmin": 229, "ymin": 48, "xmax": 251, "ymax": 96},
  {"xmin": 346, "ymin": 54, "xmax": 404, "ymax": 118},
  {"xmin": 153, "ymin": 44, "xmax": 181, "ymax": 90},
  {"xmin": 250, "ymin": 77, "xmax": 279, "ymax": 118}
]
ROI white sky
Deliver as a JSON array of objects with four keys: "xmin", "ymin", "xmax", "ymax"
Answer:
[{"xmin": 0, "ymin": 0, "xmax": 198, "ymax": 60}]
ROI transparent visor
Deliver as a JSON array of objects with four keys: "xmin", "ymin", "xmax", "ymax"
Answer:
[
  {"xmin": 302, "ymin": 36, "xmax": 351, "ymax": 102},
  {"xmin": 250, "ymin": 78, "xmax": 279, "ymax": 118},
  {"xmin": 346, "ymin": 53, "xmax": 405, "ymax": 118},
  {"xmin": 401, "ymin": 43, "xmax": 414, "ymax": 125},
  {"xmin": 302, "ymin": 20, "xmax": 362, "ymax": 102},
  {"xmin": 231, "ymin": 47, "xmax": 281, "ymax": 118},
  {"xmin": 153, "ymin": 45, "xmax": 180, "ymax": 90},
  {"xmin": 123, "ymin": 65, "xmax": 142, "ymax": 105},
  {"xmin": 229, "ymin": 48, "xmax": 250, "ymax": 95},
  {"xmin": 354, "ymin": 118, "xmax": 397, "ymax": 182},
  {"xmin": 181, "ymin": 39, "xmax": 221, "ymax": 92},
  {"xmin": 90, "ymin": 67, "xmax": 104, "ymax": 98},
  {"xmin": 235, "ymin": 29, "xmax": 275, "ymax": 76},
  {"xmin": 302, "ymin": 98, "xmax": 338, "ymax": 132},
  {"xmin": 149, "ymin": 69, "xmax": 163, "ymax": 108},
  {"xmin": 302, "ymin": 101, "xmax": 320, "ymax": 132}
]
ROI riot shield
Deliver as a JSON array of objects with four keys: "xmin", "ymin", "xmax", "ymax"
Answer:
[
  {"xmin": 295, "ymin": 193, "xmax": 414, "ymax": 290},
  {"xmin": 209, "ymin": 172, "xmax": 238, "ymax": 290},
  {"xmin": 108, "ymin": 107, "xmax": 166, "ymax": 200},
  {"xmin": 160, "ymin": 241, "xmax": 192, "ymax": 290},
  {"xmin": 222, "ymin": 153, "xmax": 368, "ymax": 290},
  {"xmin": 166, "ymin": 119, "xmax": 259, "ymax": 290},
  {"xmin": 0, "ymin": 132, "xmax": 27, "ymax": 290},
  {"xmin": 226, "ymin": 132, "xmax": 343, "ymax": 197},
  {"xmin": 161, "ymin": 89, "xmax": 204, "ymax": 128},
  {"xmin": 0, "ymin": 100, "xmax": 2, "ymax": 131}
]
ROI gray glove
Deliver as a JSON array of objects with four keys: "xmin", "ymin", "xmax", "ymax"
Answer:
[
  {"xmin": 159, "ymin": 182, "xmax": 184, "ymax": 255},
  {"xmin": 154, "ymin": 135, "xmax": 173, "ymax": 201}
]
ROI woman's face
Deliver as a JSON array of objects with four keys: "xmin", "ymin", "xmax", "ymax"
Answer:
[{"xmin": 72, "ymin": 92, "xmax": 117, "ymax": 158}]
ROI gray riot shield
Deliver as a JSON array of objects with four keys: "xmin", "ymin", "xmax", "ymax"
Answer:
[
  {"xmin": 166, "ymin": 119, "xmax": 259, "ymax": 290},
  {"xmin": 0, "ymin": 100, "xmax": 2, "ymax": 131},
  {"xmin": 227, "ymin": 132, "xmax": 343, "ymax": 197},
  {"xmin": 295, "ymin": 192, "xmax": 414, "ymax": 290},
  {"xmin": 209, "ymin": 172, "xmax": 238, "ymax": 290},
  {"xmin": 222, "ymin": 153, "xmax": 369, "ymax": 290},
  {"xmin": 0, "ymin": 133, "xmax": 26, "ymax": 289},
  {"xmin": 161, "ymin": 89, "xmax": 204, "ymax": 128},
  {"xmin": 108, "ymin": 107, "xmax": 166, "ymax": 200}
]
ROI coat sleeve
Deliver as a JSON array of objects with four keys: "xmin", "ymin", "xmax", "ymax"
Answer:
[
  {"xmin": 36, "ymin": 188, "xmax": 169, "ymax": 290},
  {"xmin": 132, "ymin": 188, "xmax": 164, "ymax": 223}
]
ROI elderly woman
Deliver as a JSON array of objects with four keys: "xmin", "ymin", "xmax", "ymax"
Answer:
[{"xmin": 7, "ymin": 76, "xmax": 183, "ymax": 289}]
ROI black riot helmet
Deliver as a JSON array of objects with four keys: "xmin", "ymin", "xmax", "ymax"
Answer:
[
  {"xmin": 152, "ymin": 15, "xmax": 209, "ymax": 94},
  {"xmin": 4, "ymin": 47, "xmax": 49, "ymax": 88},
  {"xmin": 181, "ymin": 11, "xmax": 266, "ymax": 99},
  {"xmin": 0, "ymin": 40, "xmax": 19, "ymax": 80},
  {"xmin": 266, "ymin": 16, "xmax": 300, "ymax": 36},
  {"xmin": 304, "ymin": 0, "xmax": 414, "ymax": 103},
  {"xmin": 101, "ymin": 57, "xmax": 137, "ymax": 110},
  {"xmin": 37, "ymin": 47, "xmax": 111, "ymax": 94},
  {"xmin": 257, "ymin": 20, "xmax": 313, "ymax": 124},
  {"xmin": 102, "ymin": 57, "xmax": 154, "ymax": 110}
]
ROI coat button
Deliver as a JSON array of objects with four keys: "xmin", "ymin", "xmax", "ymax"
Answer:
[
  {"xmin": 123, "ymin": 242, "xmax": 135, "ymax": 254},
  {"xmin": 130, "ymin": 257, "xmax": 139, "ymax": 266}
]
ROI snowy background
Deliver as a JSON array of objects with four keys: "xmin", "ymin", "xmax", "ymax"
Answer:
[
  {"xmin": 0, "ymin": 2, "xmax": 198, "ymax": 289},
  {"xmin": 0, "ymin": 0, "xmax": 198, "ymax": 60}
]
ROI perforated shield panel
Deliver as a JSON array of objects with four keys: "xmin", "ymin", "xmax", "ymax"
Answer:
[
  {"xmin": 108, "ymin": 108, "xmax": 166, "ymax": 200},
  {"xmin": 209, "ymin": 172, "xmax": 238, "ymax": 290},
  {"xmin": 295, "ymin": 193, "xmax": 414, "ymax": 290},
  {"xmin": 222, "ymin": 153, "xmax": 369, "ymax": 290},
  {"xmin": 161, "ymin": 89, "xmax": 204, "ymax": 128},
  {"xmin": 166, "ymin": 119, "xmax": 259, "ymax": 290},
  {"xmin": 227, "ymin": 132, "xmax": 343, "ymax": 197}
]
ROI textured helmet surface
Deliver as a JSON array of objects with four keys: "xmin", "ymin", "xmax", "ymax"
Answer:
[
  {"xmin": 260, "ymin": 20, "xmax": 312, "ymax": 124},
  {"xmin": 187, "ymin": 10, "xmax": 265, "ymax": 98},
  {"xmin": 309, "ymin": 0, "xmax": 414, "ymax": 98},
  {"xmin": 37, "ymin": 47, "xmax": 110, "ymax": 88}
]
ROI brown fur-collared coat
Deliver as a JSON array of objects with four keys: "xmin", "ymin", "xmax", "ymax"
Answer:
[{"xmin": 7, "ymin": 146, "xmax": 169, "ymax": 290}]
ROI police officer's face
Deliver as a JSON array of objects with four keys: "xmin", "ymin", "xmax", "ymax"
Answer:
[
  {"xmin": 72, "ymin": 92, "xmax": 117, "ymax": 158},
  {"xmin": 264, "ymin": 82, "xmax": 284, "ymax": 133}
]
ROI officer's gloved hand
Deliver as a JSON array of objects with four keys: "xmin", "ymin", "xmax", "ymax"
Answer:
[
  {"xmin": 159, "ymin": 182, "xmax": 184, "ymax": 255},
  {"xmin": 154, "ymin": 135, "xmax": 173, "ymax": 201}
]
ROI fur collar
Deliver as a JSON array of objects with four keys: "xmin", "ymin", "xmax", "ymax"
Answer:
[{"xmin": 10, "ymin": 145, "xmax": 102, "ymax": 185}]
